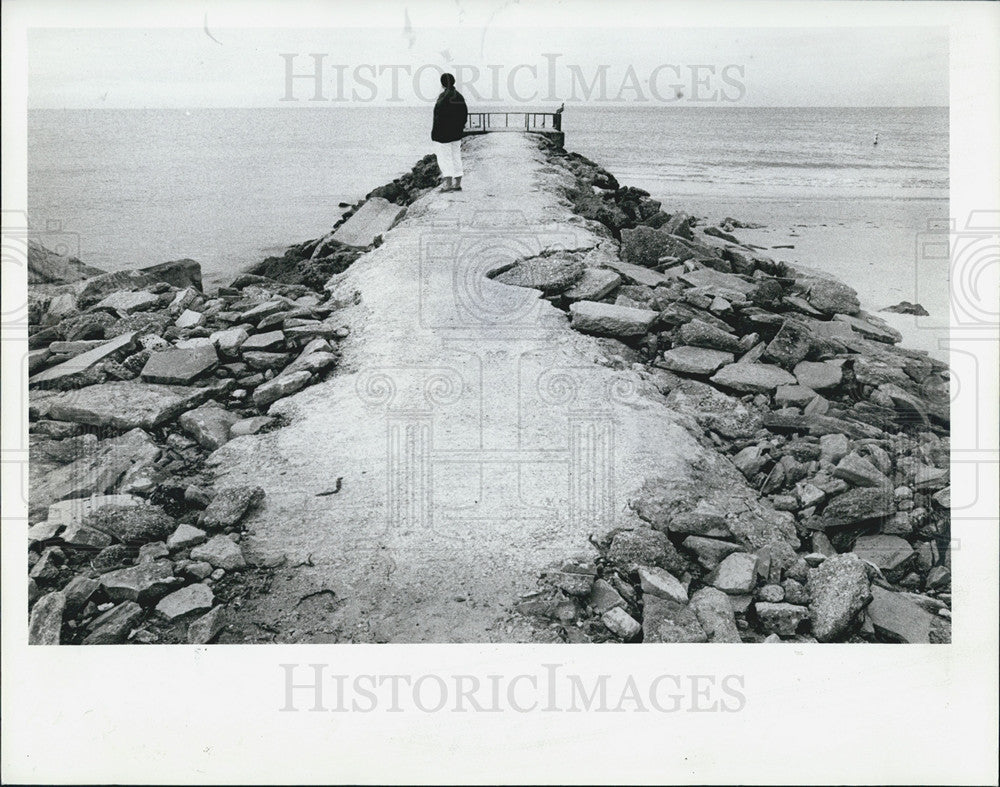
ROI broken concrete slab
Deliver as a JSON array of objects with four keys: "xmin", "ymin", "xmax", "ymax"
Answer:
[
  {"xmin": 331, "ymin": 197, "xmax": 406, "ymax": 247},
  {"xmin": 46, "ymin": 381, "xmax": 210, "ymax": 429}
]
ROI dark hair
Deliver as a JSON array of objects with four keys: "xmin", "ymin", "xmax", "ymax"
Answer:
[{"xmin": 440, "ymin": 73, "xmax": 456, "ymax": 88}]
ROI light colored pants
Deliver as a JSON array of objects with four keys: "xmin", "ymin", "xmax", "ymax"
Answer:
[{"xmin": 434, "ymin": 140, "xmax": 464, "ymax": 178}]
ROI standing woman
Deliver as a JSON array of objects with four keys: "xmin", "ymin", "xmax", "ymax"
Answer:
[{"xmin": 432, "ymin": 73, "xmax": 468, "ymax": 191}]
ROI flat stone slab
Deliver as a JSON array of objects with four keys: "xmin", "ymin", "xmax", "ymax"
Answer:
[
  {"xmin": 833, "ymin": 312, "xmax": 902, "ymax": 344},
  {"xmin": 569, "ymin": 300, "xmax": 657, "ymax": 337},
  {"xmin": 95, "ymin": 290, "xmax": 160, "ymax": 313},
  {"xmin": 140, "ymin": 344, "xmax": 218, "ymax": 385},
  {"xmin": 331, "ymin": 197, "xmax": 406, "ymax": 247},
  {"xmin": 241, "ymin": 330, "xmax": 286, "ymax": 352},
  {"xmin": 679, "ymin": 268, "xmax": 756, "ymax": 296},
  {"xmin": 658, "ymin": 346, "xmax": 734, "ymax": 375},
  {"xmin": 30, "ymin": 429, "xmax": 161, "ymax": 516},
  {"xmin": 30, "ymin": 332, "xmax": 137, "ymax": 385},
  {"xmin": 793, "ymin": 360, "xmax": 842, "ymax": 390},
  {"xmin": 562, "ymin": 267, "xmax": 622, "ymax": 301},
  {"xmin": 710, "ymin": 363, "xmax": 796, "ymax": 393},
  {"xmin": 47, "ymin": 381, "xmax": 210, "ymax": 429},
  {"xmin": 601, "ymin": 258, "xmax": 678, "ymax": 288},
  {"xmin": 155, "ymin": 583, "xmax": 215, "ymax": 620},
  {"xmin": 490, "ymin": 253, "xmax": 584, "ymax": 295},
  {"xmin": 99, "ymin": 561, "xmax": 177, "ymax": 603},
  {"xmin": 867, "ymin": 585, "xmax": 948, "ymax": 643}
]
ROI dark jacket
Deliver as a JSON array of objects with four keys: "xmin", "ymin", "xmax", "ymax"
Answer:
[{"xmin": 431, "ymin": 87, "xmax": 468, "ymax": 143}]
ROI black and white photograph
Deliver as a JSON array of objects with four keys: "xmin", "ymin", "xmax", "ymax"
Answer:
[{"xmin": 2, "ymin": 0, "xmax": 997, "ymax": 783}]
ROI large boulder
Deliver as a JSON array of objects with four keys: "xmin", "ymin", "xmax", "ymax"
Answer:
[
  {"xmin": 805, "ymin": 279, "xmax": 860, "ymax": 315},
  {"xmin": 568, "ymin": 300, "xmax": 657, "ymax": 337},
  {"xmin": 820, "ymin": 487, "xmax": 894, "ymax": 528},
  {"xmin": 620, "ymin": 226, "xmax": 698, "ymax": 267},
  {"xmin": 28, "ymin": 591, "xmax": 66, "ymax": 645}
]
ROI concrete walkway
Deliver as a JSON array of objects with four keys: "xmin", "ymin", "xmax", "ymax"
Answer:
[{"xmin": 212, "ymin": 134, "xmax": 742, "ymax": 642}]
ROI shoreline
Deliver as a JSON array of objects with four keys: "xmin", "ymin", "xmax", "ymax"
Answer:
[{"xmin": 24, "ymin": 134, "xmax": 951, "ymax": 645}]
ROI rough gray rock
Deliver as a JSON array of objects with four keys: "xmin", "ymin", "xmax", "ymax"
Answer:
[
  {"xmin": 28, "ymin": 591, "xmax": 66, "ymax": 645},
  {"xmin": 189, "ymin": 535, "xmax": 246, "ymax": 570},
  {"xmin": 601, "ymin": 607, "xmax": 641, "ymax": 640},
  {"xmin": 46, "ymin": 382, "xmax": 210, "ymax": 430},
  {"xmin": 199, "ymin": 486, "xmax": 265, "ymax": 529},
  {"xmin": 140, "ymin": 344, "xmax": 218, "ymax": 385},
  {"xmin": 793, "ymin": 360, "xmax": 842, "ymax": 390},
  {"xmin": 84, "ymin": 504, "xmax": 175, "ymax": 544},
  {"xmin": 833, "ymin": 452, "xmax": 890, "ymax": 488},
  {"xmin": 689, "ymin": 587, "xmax": 742, "ymax": 643},
  {"xmin": 29, "ymin": 430, "xmax": 160, "ymax": 517},
  {"xmin": 83, "ymin": 601, "xmax": 144, "ymax": 644},
  {"xmin": 658, "ymin": 346, "xmax": 733, "ymax": 375},
  {"xmin": 706, "ymin": 552, "xmax": 757, "ymax": 594},
  {"xmin": 178, "ymin": 402, "xmax": 239, "ymax": 451},
  {"xmin": 167, "ymin": 524, "xmax": 208, "ymax": 552},
  {"xmin": 807, "ymin": 553, "xmax": 872, "ymax": 642},
  {"xmin": 99, "ymin": 561, "xmax": 177, "ymax": 603},
  {"xmin": 821, "ymin": 487, "xmax": 894, "ymax": 528},
  {"xmin": 638, "ymin": 565, "xmax": 688, "ymax": 604},
  {"xmin": 569, "ymin": 300, "xmax": 657, "ymax": 337},
  {"xmin": 755, "ymin": 601, "xmax": 810, "ymax": 636},
  {"xmin": 805, "ymin": 279, "xmax": 860, "ymax": 315},
  {"xmin": 866, "ymin": 586, "xmax": 949, "ymax": 643},
  {"xmin": 187, "ymin": 605, "xmax": 227, "ymax": 644},
  {"xmin": 710, "ymin": 363, "xmax": 796, "ymax": 393},
  {"xmin": 331, "ymin": 197, "xmax": 406, "ymax": 247},
  {"xmin": 677, "ymin": 319, "xmax": 741, "ymax": 353},
  {"xmin": 490, "ymin": 252, "xmax": 585, "ymax": 295},
  {"xmin": 642, "ymin": 596, "xmax": 708, "ymax": 643},
  {"xmin": 253, "ymin": 370, "xmax": 311, "ymax": 408},
  {"xmin": 607, "ymin": 527, "xmax": 686, "ymax": 575},
  {"xmin": 155, "ymin": 583, "xmax": 215, "ymax": 621},
  {"xmin": 562, "ymin": 267, "xmax": 622, "ymax": 301},
  {"xmin": 29, "ymin": 331, "xmax": 137, "ymax": 385}
]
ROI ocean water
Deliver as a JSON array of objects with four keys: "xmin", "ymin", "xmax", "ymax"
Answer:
[{"xmin": 27, "ymin": 106, "xmax": 948, "ymax": 352}]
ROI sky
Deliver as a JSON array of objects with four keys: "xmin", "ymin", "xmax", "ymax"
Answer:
[{"xmin": 27, "ymin": 23, "xmax": 949, "ymax": 108}]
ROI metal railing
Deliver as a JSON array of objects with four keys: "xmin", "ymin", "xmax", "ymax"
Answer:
[{"xmin": 465, "ymin": 111, "xmax": 563, "ymax": 134}]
